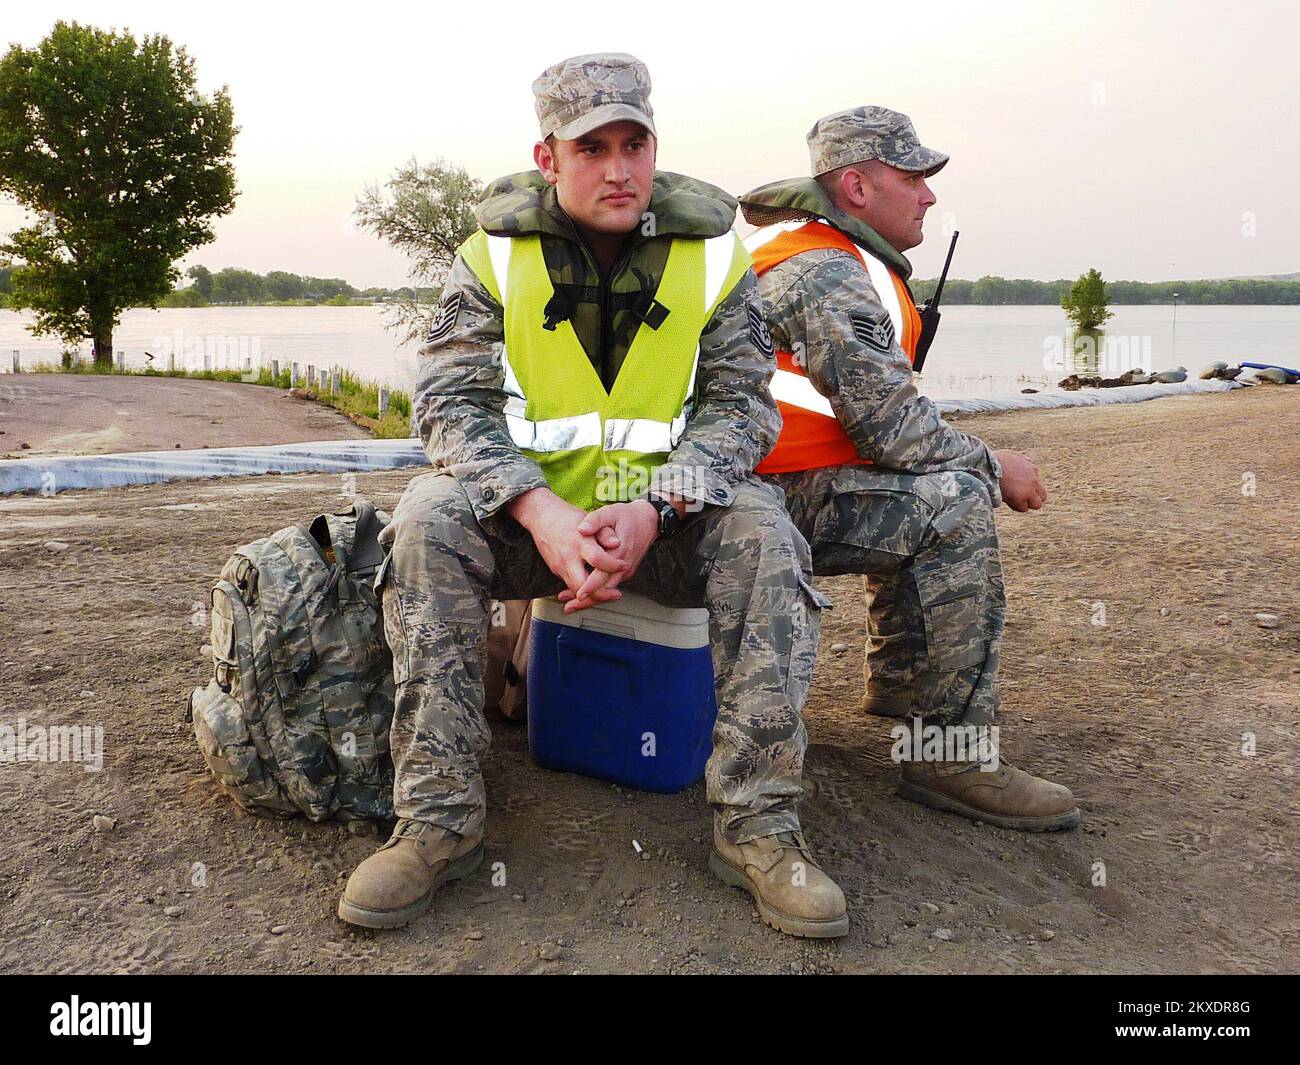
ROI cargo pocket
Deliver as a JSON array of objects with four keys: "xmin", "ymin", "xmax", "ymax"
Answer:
[
  {"xmin": 784, "ymin": 575, "xmax": 831, "ymax": 706},
  {"xmin": 920, "ymin": 593, "xmax": 985, "ymax": 672},
  {"xmin": 373, "ymin": 552, "xmax": 411, "ymax": 685},
  {"xmin": 810, "ymin": 486, "xmax": 922, "ymax": 578}
]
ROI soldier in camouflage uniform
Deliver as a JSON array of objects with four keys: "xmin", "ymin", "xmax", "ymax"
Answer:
[
  {"xmin": 740, "ymin": 107, "xmax": 1080, "ymax": 832},
  {"xmin": 339, "ymin": 55, "xmax": 849, "ymax": 937}
]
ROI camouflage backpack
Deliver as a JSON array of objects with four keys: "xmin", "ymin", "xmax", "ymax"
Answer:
[{"xmin": 187, "ymin": 499, "xmax": 396, "ymax": 823}]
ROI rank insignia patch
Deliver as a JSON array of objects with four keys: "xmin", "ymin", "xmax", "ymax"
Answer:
[
  {"xmin": 848, "ymin": 310, "xmax": 895, "ymax": 352},
  {"xmin": 425, "ymin": 292, "xmax": 462, "ymax": 346},
  {"xmin": 747, "ymin": 301, "xmax": 774, "ymax": 359}
]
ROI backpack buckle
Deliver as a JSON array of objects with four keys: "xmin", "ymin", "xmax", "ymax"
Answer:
[
  {"xmin": 234, "ymin": 557, "xmax": 258, "ymax": 595},
  {"xmin": 635, "ymin": 298, "xmax": 670, "ymax": 330},
  {"xmin": 542, "ymin": 289, "xmax": 575, "ymax": 331}
]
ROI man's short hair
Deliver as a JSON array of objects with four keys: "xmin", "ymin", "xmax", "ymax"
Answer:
[{"xmin": 816, "ymin": 162, "xmax": 872, "ymax": 208}]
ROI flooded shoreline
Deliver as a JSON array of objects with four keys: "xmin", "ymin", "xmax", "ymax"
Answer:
[{"xmin": 3, "ymin": 304, "xmax": 1298, "ymax": 398}]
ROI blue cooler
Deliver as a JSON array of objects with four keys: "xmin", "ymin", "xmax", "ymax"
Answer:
[{"xmin": 527, "ymin": 592, "xmax": 717, "ymax": 792}]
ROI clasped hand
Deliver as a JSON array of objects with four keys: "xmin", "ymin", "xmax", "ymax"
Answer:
[{"xmin": 508, "ymin": 489, "xmax": 660, "ymax": 614}]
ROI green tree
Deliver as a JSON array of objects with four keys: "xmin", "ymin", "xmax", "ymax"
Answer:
[
  {"xmin": 210, "ymin": 267, "xmax": 265, "ymax": 304},
  {"xmin": 971, "ymin": 275, "xmax": 1008, "ymax": 304},
  {"xmin": 186, "ymin": 264, "xmax": 214, "ymax": 299},
  {"xmin": 0, "ymin": 22, "xmax": 237, "ymax": 365},
  {"xmin": 354, "ymin": 157, "xmax": 482, "ymax": 342},
  {"xmin": 159, "ymin": 286, "xmax": 207, "ymax": 307},
  {"xmin": 303, "ymin": 275, "xmax": 356, "ymax": 301},
  {"xmin": 1061, "ymin": 267, "xmax": 1114, "ymax": 329},
  {"xmin": 265, "ymin": 270, "xmax": 306, "ymax": 301}
]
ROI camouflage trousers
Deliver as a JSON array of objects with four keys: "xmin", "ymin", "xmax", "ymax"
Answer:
[
  {"xmin": 376, "ymin": 472, "xmax": 824, "ymax": 844},
  {"xmin": 766, "ymin": 466, "xmax": 1004, "ymax": 728}
]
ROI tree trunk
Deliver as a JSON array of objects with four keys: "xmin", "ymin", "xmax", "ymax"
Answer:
[{"xmin": 92, "ymin": 327, "xmax": 114, "ymax": 368}]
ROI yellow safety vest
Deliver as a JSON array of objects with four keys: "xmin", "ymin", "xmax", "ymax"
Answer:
[{"xmin": 459, "ymin": 228, "xmax": 751, "ymax": 510}]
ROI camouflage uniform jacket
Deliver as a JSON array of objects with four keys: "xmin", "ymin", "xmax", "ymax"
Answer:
[
  {"xmin": 414, "ymin": 170, "xmax": 779, "ymax": 523},
  {"xmin": 739, "ymin": 177, "xmax": 1002, "ymax": 502}
]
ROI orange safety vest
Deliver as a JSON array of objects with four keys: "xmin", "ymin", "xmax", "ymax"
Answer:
[{"xmin": 752, "ymin": 220, "xmax": 921, "ymax": 475}]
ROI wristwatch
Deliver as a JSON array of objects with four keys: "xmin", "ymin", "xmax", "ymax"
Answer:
[{"xmin": 643, "ymin": 494, "xmax": 682, "ymax": 538}]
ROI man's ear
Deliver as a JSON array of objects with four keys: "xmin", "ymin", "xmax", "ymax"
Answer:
[
  {"xmin": 840, "ymin": 166, "xmax": 872, "ymax": 209},
  {"xmin": 534, "ymin": 139, "xmax": 559, "ymax": 186}
]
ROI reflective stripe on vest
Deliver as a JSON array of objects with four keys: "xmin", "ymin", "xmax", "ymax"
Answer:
[
  {"xmin": 747, "ymin": 220, "xmax": 920, "ymax": 474},
  {"xmin": 459, "ymin": 228, "xmax": 750, "ymax": 508},
  {"xmin": 768, "ymin": 362, "xmax": 834, "ymax": 417}
]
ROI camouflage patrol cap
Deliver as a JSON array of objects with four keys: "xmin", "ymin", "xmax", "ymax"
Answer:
[
  {"xmin": 807, "ymin": 106, "xmax": 948, "ymax": 177},
  {"xmin": 532, "ymin": 53, "xmax": 657, "ymax": 141}
]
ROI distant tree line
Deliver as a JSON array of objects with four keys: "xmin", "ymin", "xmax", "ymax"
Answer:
[
  {"xmin": 9, "ymin": 254, "xmax": 1300, "ymax": 312},
  {"xmin": 911, "ymin": 275, "xmax": 1300, "ymax": 305},
  {"xmin": 156, "ymin": 265, "xmax": 440, "ymax": 307},
  {"xmin": 0, "ymin": 256, "xmax": 437, "ymax": 309}
]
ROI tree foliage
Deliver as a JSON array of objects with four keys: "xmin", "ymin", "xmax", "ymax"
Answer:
[
  {"xmin": 159, "ymin": 285, "xmax": 206, "ymax": 307},
  {"xmin": 186, "ymin": 263, "xmax": 213, "ymax": 299},
  {"xmin": 264, "ymin": 269, "xmax": 306, "ymax": 302},
  {"xmin": 353, "ymin": 157, "xmax": 482, "ymax": 342},
  {"xmin": 910, "ymin": 274, "xmax": 1300, "ymax": 305},
  {"xmin": 1060, "ymin": 267, "xmax": 1114, "ymax": 329},
  {"xmin": 0, "ymin": 21, "xmax": 237, "ymax": 362}
]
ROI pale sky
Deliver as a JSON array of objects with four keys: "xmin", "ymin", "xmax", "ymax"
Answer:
[{"xmin": 3, "ymin": 0, "xmax": 1297, "ymax": 286}]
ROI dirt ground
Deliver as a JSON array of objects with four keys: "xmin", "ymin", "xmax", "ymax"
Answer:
[
  {"xmin": 1, "ymin": 385, "xmax": 1297, "ymax": 975},
  {"xmin": 0, "ymin": 373, "xmax": 367, "ymax": 459}
]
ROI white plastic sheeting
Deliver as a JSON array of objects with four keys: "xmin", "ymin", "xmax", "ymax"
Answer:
[
  {"xmin": 0, "ymin": 438, "xmax": 427, "ymax": 495},
  {"xmin": 932, "ymin": 378, "xmax": 1244, "ymax": 415},
  {"xmin": 0, "ymin": 379, "xmax": 1255, "ymax": 496}
]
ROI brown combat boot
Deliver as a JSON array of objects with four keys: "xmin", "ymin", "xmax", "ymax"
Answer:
[
  {"xmin": 338, "ymin": 819, "xmax": 483, "ymax": 929},
  {"xmin": 899, "ymin": 759, "xmax": 1081, "ymax": 832},
  {"xmin": 710, "ymin": 828, "xmax": 849, "ymax": 939}
]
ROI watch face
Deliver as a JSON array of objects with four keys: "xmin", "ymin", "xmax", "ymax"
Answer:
[
  {"xmin": 649, "ymin": 496, "xmax": 678, "ymax": 536},
  {"xmin": 659, "ymin": 501, "xmax": 681, "ymax": 536}
]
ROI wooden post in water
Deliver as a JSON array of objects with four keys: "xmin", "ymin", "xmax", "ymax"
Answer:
[
  {"xmin": 331, "ymin": 370, "xmax": 340, "ymax": 396},
  {"xmin": 271, "ymin": 358, "xmax": 280, "ymax": 382},
  {"xmin": 116, "ymin": 350, "xmax": 125, "ymax": 372},
  {"xmin": 290, "ymin": 361, "xmax": 300, "ymax": 387},
  {"xmin": 168, "ymin": 351, "xmax": 175, "ymax": 372},
  {"xmin": 379, "ymin": 386, "xmax": 390, "ymax": 415},
  {"xmin": 11, "ymin": 350, "xmax": 18, "ymax": 373}
]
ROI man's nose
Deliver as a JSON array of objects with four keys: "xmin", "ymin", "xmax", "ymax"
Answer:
[
  {"xmin": 919, "ymin": 178, "xmax": 937, "ymax": 208},
  {"xmin": 605, "ymin": 156, "xmax": 631, "ymax": 183}
]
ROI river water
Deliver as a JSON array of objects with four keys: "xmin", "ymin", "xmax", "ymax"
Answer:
[{"xmin": 2, "ymin": 304, "xmax": 1297, "ymax": 398}]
